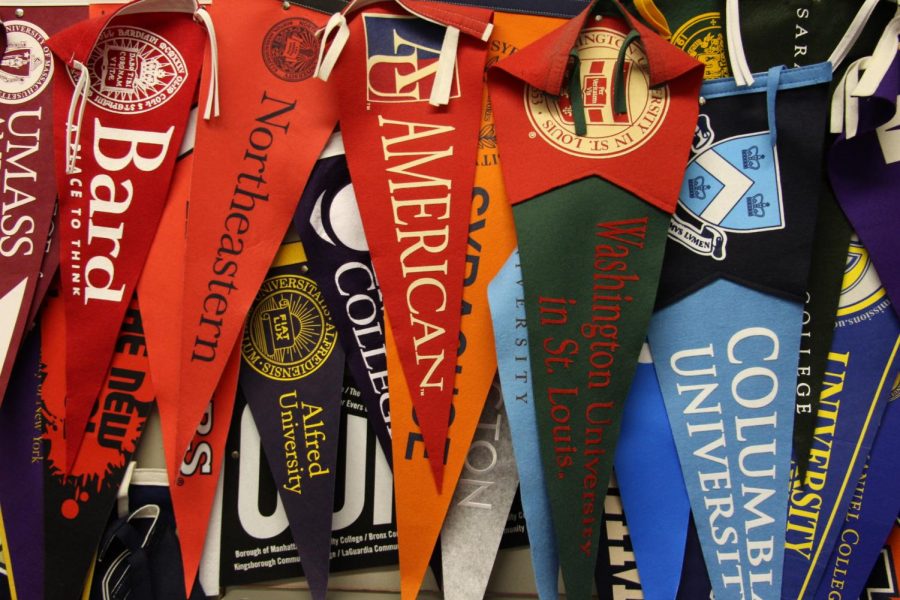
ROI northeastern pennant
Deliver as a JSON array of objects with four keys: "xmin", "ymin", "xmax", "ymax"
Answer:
[
  {"xmin": 177, "ymin": 0, "xmax": 337, "ymax": 483},
  {"xmin": 333, "ymin": 1, "xmax": 493, "ymax": 488},
  {"xmin": 48, "ymin": 8, "xmax": 205, "ymax": 472},
  {"xmin": 0, "ymin": 5, "xmax": 86, "ymax": 407}
]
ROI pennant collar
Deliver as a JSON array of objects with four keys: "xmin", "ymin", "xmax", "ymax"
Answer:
[{"xmin": 493, "ymin": 0, "xmax": 699, "ymax": 96}]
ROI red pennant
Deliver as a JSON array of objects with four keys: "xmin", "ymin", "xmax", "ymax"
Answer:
[
  {"xmin": 333, "ymin": 1, "xmax": 492, "ymax": 488},
  {"xmin": 48, "ymin": 5, "xmax": 206, "ymax": 471},
  {"xmin": 488, "ymin": 1, "xmax": 703, "ymax": 212},
  {"xmin": 175, "ymin": 0, "xmax": 338, "ymax": 474},
  {"xmin": 170, "ymin": 335, "xmax": 239, "ymax": 596},
  {"xmin": 0, "ymin": 5, "xmax": 87, "ymax": 406}
]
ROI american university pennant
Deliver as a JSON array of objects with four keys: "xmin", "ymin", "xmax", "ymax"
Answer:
[{"xmin": 333, "ymin": 1, "xmax": 494, "ymax": 488}]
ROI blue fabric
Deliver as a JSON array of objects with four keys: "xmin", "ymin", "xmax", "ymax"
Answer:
[
  {"xmin": 488, "ymin": 251, "xmax": 559, "ymax": 600},
  {"xmin": 614, "ymin": 350, "xmax": 690, "ymax": 600},
  {"xmin": 648, "ymin": 278, "xmax": 801, "ymax": 600}
]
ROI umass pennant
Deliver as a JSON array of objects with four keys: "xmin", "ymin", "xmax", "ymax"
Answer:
[
  {"xmin": 48, "ymin": 8, "xmax": 205, "ymax": 472},
  {"xmin": 0, "ymin": 6, "xmax": 86, "ymax": 408}
]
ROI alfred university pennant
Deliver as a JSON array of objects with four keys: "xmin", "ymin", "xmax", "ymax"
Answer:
[
  {"xmin": 48, "ymin": 1, "xmax": 206, "ymax": 471},
  {"xmin": 238, "ymin": 236, "xmax": 345, "ymax": 600},
  {"xmin": 487, "ymin": 3, "xmax": 702, "ymax": 597},
  {"xmin": 331, "ymin": 0, "xmax": 494, "ymax": 488},
  {"xmin": 648, "ymin": 64, "xmax": 833, "ymax": 600}
]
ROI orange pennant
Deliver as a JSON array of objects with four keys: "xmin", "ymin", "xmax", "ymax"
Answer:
[
  {"xmin": 175, "ymin": 0, "xmax": 337, "ymax": 473},
  {"xmin": 388, "ymin": 13, "xmax": 561, "ymax": 598},
  {"xmin": 170, "ymin": 335, "xmax": 240, "ymax": 596}
]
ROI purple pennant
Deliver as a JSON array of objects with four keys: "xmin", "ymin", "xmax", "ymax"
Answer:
[
  {"xmin": 238, "ymin": 246, "xmax": 346, "ymax": 600},
  {"xmin": 829, "ymin": 54, "xmax": 900, "ymax": 319},
  {"xmin": 293, "ymin": 132, "xmax": 392, "ymax": 465},
  {"xmin": 0, "ymin": 328, "xmax": 42, "ymax": 600}
]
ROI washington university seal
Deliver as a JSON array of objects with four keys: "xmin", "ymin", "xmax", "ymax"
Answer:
[
  {"xmin": 525, "ymin": 27, "xmax": 670, "ymax": 159},
  {"xmin": 0, "ymin": 21, "xmax": 53, "ymax": 104},
  {"xmin": 79, "ymin": 26, "xmax": 187, "ymax": 114},
  {"xmin": 242, "ymin": 274, "xmax": 338, "ymax": 381},
  {"xmin": 672, "ymin": 13, "xmax": 729, "ymax": 80},
  {"xmin": 262, "ymin": 18, "xmax": 318, "ymax": 82}
]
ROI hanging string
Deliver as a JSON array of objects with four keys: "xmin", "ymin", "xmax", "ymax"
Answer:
[
  {"xmin": 65, "ymin": 60, "xmax": 90, "ymax": 175},
  {"xmin": 193, "ymin": 7, "xmax": 220, "ymax": 120}
]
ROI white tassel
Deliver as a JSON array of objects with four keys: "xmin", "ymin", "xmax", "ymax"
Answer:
[{"xmin": 65, "ymin": 60, "xmax": 90, "ymax": 175}]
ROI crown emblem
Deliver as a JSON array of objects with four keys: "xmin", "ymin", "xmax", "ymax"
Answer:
[
  {"xmin": 741, "ymin": 145, "xmax": 765, "ymax": 170},
  {"xmin": 101, "ymin": 46, "xmax": 166, "ymax": 95},
  {"xmin": 746, "ymin": 194, "xmax": 770, "ymax": 217},
  {"xmin": 688, "ymin": 176, "xmax": 711, "ymax": 200}
]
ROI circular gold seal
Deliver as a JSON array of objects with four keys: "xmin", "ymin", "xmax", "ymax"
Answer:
[
  {"xmin": 261, "ymin": 18, "xmax": 319, "ymax": 82},
  {"xmin": 242, "ymin": 274, "xmax": 338, "ymax": 381},
  {"xmin": 525, "ymin": 27, "xmax": 669, "ymax": 159},
  {"xmin": 672, "ymin": 12, "xmax": 729, "ymax": 80},
  {"xmin": 837, "ymin": 239, "xmax": 886, "ymax": 317}
]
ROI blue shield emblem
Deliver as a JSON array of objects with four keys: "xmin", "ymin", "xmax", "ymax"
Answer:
[{"xmin": 678, "ymin": 132, "xmax": 783, "ymax": 232}]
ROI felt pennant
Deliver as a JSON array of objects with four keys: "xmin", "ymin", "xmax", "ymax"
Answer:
[
  {"xmin": 25, "ymin": 203, "xmax": 59, "ymax": 328},
  {"xmin": 862, "ymin": 520, "xmax": 900, "ymax": 599},
  {"xmin": 632, "ymin": 0, "xmax": 729, "ymax": 80},
  {"xmin": 219, "ymin": 377, "xmax": 399, "ymax": 587},
  {"xmin": 830, "ymin": 51, "xmax": 900, "ymax": 319},
  {"xmin": 594, "ymin": 476, "xmax": 644, "ymax": 599},
  {"xmin": 649, "ymin": 279, "xmax": 801, "ymax": 600},
  {"xmin": 782, "ymin": 240, "xmax": 900, "ymax": 600},
  {"xmin": 293, "ymin": 132, "xmax": 392, "ymax": 462},
  {"xmin": 812, "ymin": 386, "xmax": 900, "ymax": 600},
  {"xmin": 238, "ymin": 237, "xmax": 345, "ymax": 600},
  {"xmin": 136, "ymin": 106, "xmax": 195, "ymax": 510},
  {"xmin": 0, "ymin": 329, "xmax": 43, "ymax": 600},
  {"xmin": 48, "ymin": 4, "xmax": 206, "ymax": 472},
  {"xmin": 649, "ymin": 62, "xmax": 834, "ymax": 600},
  {"xmin": 39, "ymin": 293, "xmax": 154, "ymax": 600},
  {"xmin": 614, "ymin": 344, "xmax": 690, "ymax": 600},
  {"xmin": 487, "ymin": 6, "xmax": 702, "ymax": 597},
  {"xmin": 380, "ymin": 10, "xmax": 552, "ymax": 597},
  {"xmin": 737, "ymin": 0, "xmax": 891, "ymax": 481},
  {"xmin": 0, "ymin": 5, "xmax": 86, "ymax": 407},
  {"xmin": 169, "ymin": 335, "xmax": 240, "ymax": 597},
  {"xmin": 677, "ymin": 515, "xmax": 713, "ymax": 600},
  {"xmin": 176, "ymin": 0, "xmax": 337, "ymax": 492},
  {"xmin": 488, "ymin": 249, "xmax": 560, "ymax": 600},
  {"xmin": 440, "ymin": 379, "xmax": 518, "ymax": 600},
  {"xmin": 332, "ymin": 0, "xmax": 494, "ymax": 487}
]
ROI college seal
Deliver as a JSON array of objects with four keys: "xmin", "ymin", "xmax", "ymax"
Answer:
[
  {"xmin": 671, "ymin": 13, "xmax": 729, "ymax": 80},
  {"xmin": 525, "ymin": 26, "xmax": 670, "ymax": 159},
  {"xmin": 242, "ymin": 274, "xmax": 338, "ymax": 381},
  {"xmin": 0, "ymin": 21, "xmax": 53, "ymax": 104},
  {"xmin": 261, "ymin": 18, "xmax": 318, "ymax": 82},
  {"xmin": 78, "ymin": 26, "xmax": 187, "ymax": 114}
]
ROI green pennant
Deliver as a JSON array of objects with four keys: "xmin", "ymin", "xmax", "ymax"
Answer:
[{"xmin": 513, "ymin": 176, "xmax": 668, "ymax": 600}]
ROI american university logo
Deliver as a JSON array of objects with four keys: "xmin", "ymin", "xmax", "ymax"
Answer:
[
  {"xmin": 669, "ymin": 129, "xmax": 783, "ymax": 260},
  {"xmin": 364, "ymin": 14, "xmax": 460, "ymax": 104},
  {"xmin": 525, "ymin": 27, "xmax": 670, "ymax": 158}
]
